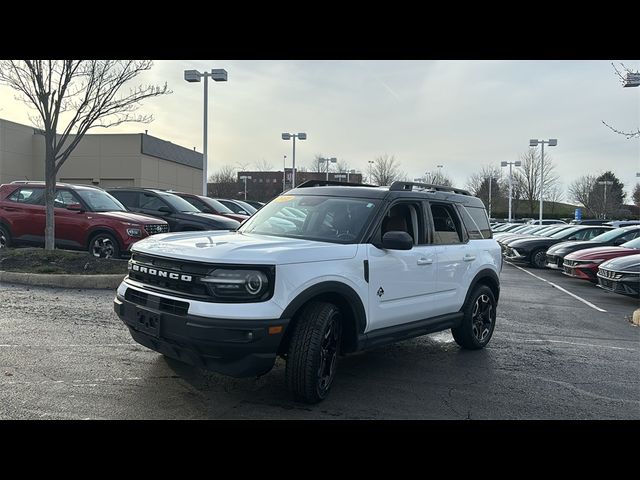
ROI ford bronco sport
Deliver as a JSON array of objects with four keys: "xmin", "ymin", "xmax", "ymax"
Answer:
[{"xmin": 114, "ymin": 181, "xmax": 501, "ymax": 403}]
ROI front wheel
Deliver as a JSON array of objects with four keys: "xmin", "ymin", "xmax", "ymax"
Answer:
[
  {"xmin": 89, "ymin": 233, "xmax": 120, "ymax": 259},
  {"xmin": 285, "ymin": 301, "xmax": 342, "ymax": 404},
  {"xmin": 452, "ymin": 285, "xmax": 497, "ymax": 350},
  {"xmin": 0, "ymin": 225, "xmax": 11, "ymax": 250},
  {"xmin": 530, "ymin": 248, "xmax": 547, "ymax": 269}
]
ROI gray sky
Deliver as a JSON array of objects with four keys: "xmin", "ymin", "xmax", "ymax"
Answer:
[{"xmin": 1, "ymin": 60, "xmax": 638, "ymax": 199}]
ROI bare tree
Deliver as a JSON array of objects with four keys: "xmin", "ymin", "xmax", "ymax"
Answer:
[
  {"xmin": 546, "ymin": 183, "xmax": 564, "ymax": 214},
  {"xmin": 602, "ymin": 63, "xmax": 640, "ymax": 139},
  {"xmin": 568, "ymin": 174, "xmax": 599, "ymax": 217},
  {"xmin": 254, "ymin": 158, "xmax": 273, "ymax": 171},
  {"xmin": 208, "ymin": 165, "xmax": 240, "ymax": 198},
  {"xmin": 308, "ymin": 154, "xmax": 326, "ymax": 173},
  {"xmin": 513, "ymin": 149, "xmax": 559, "ymax": 216},
  {"xmin": 633, "ymin": 183, "xmax": 640, "ymax": 208},
  {"xmin": 371, "ymin": 154, "xmax": 402, "ymax": 186},
  {"xmin": 466, "ymin": 165, "xmax": 504, "ymax": 215},
  {"xmin": 336, "ymin": 159, "xmax": 349, "ymax": 174},
  {"xmin": 0, "ymin": 60, "xmax": 170, "ymax": 250}
]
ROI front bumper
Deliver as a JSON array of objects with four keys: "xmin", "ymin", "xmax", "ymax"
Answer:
[
  {"xmin": 562, "ymin": 263, "xmax": 598, "ymax": 282},
  {"xmin": 503, "ymin": 247, "xmax": 528, "ymax": 263},
  {"xmin": 545, "ymin": 253, "xmax": 564, "ymax": 270},
  {"xmin": 597, "ymin": 275, "xmax": 640, "ymax": 297},
  {"xmin": 114, "ymin": 292, "xmax": 289, "ymax": 377}
]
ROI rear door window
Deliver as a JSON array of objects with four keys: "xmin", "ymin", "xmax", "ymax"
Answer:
[
  {"xmin": 8, "ymin": 187, "xmax": 45, "ymax": 205},
  {"xmin": 430, "ymin": 203, "xmax": 465, "ymax": 244}
]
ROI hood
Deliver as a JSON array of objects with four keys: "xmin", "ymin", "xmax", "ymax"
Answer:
[
  {"xmin": 178, "ymin": 212, "xmax": 240, "ymax": 228},
  {"xmin": 508, "ymin": 237, "xmax": 560, "ymax": 249},
  {"xmin": 565, "ymin": 246, "xmax": 638, "ymax": 261},
  {"xmin": 547, "ymin": 240, "xmax": 600, "ymax": 255},
  {"xmin": 91, "ymin": 210, "xmax": 168, "ymax": 225},
  {"xmin": 131, "ymin": 230, "xmax": 358, "ymax": 265},
  {"xmin": 600, "ymin": 253, "xmax": 640, "ymax": 271}
]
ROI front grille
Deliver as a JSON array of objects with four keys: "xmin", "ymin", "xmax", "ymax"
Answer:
[
  {"xmin": 145, "ymin": 224, "xmax": 170, "ymax": 235},
  {"xmin": 565, "ymin": 259, "xmax": 578, "ymax": 267},
  {"xmin": 125, "ymin": 288, "xmax": 189, "ymax": 315},
  {"xmin": 598, "ymin": 269, "xmax": 622, "ymax": 280}
]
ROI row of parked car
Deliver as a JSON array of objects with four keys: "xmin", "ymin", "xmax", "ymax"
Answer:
[
  {"xmin": 0, "ymin": 181, "xmax": 265, "ymax": 259},
  {"xmin": 491, "ymin": 221, "xmax": 640, "ymax": 298}
]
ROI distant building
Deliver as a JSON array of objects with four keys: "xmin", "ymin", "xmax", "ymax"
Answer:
[
  {"xmin": 208, "ymin": 168, "xmax": 364, "ymax": 202},
  {"xmin": 0, "ymin": 118, "xmax": 203, "ymax": 192}
]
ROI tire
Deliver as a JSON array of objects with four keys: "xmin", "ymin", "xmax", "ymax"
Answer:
[
  {"xmin": 0, "ymin": 225, "xmax": 11, "ymax": 250},
  {"xmin": 285, "ymin": 301, "xmax": 342, "ymax": 404},
  {"xmin": 451, "ymin": 285, "xmax": 497, "ymax": 350},
  {"xmin": 89, "ymin": 233, "xmax": 120, "ymax": 259},
  {"xmin": 530, "ymin": 248, "xmax": 547, "ymax": 269}
]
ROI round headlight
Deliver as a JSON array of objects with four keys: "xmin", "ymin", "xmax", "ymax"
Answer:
[{"xmin": 246, "ymin": 272, "xmax": 267, "ymax": 294}]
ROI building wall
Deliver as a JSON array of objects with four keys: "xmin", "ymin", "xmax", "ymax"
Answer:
[
  {"xmin": 0, "ymin": 119, "xmax": 36, "ymax": 185},
  {"xmin": 0, "ymin": 119, "xmax": 203, "ymax": 193}
]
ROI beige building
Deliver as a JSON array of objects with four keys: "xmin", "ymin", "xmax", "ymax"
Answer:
[{"xmin": 0, "ymin": 118, "xmax": 203, "ymax": 192}]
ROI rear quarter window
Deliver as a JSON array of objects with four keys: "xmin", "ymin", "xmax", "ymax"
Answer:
[{"xmin": 458, "ymin": 205, "xmax": 492, "ymax": 239}]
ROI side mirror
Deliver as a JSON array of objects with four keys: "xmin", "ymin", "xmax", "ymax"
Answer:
[
  {"xmin": 380, "ymin": 231, "xmax": 414, "ymax": 250},
  {"xmin": 66, "ymin": 203, "xmax": 83, "ymax": 212},
  {"xmin": 157, "ymin": 206, "xmax": 172, "ymax": 215}
]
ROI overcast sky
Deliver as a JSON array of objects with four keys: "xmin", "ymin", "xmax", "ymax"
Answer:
[{"xmin": 1, "ymin": 60, "xmax": 638, "ymax": 200}]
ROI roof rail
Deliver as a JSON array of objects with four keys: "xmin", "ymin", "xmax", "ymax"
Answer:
[
  {"xmin": 295, "ymin": 180, "xmax": 374, "ymax": 188},
  {"xmin": 389, "ymin": 181, "xmax": 471, "ymax": 196}
]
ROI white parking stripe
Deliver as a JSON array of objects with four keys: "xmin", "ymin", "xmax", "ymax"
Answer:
[
  {"xmin": 523, "ymin": 339, "xmax": 635, "ymax": 351},
  {"xmin": 505, "ymin": 261, "xmax": 607, "ymax": 313}
]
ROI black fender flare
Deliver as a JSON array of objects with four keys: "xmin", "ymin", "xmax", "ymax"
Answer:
[
  {"xmin": 280, "ymin": 281, "xmax": 367, "ymax": 334},
  {"xmin": 462, "ymin": 269, "xmax": 501, "ymax": 309}
]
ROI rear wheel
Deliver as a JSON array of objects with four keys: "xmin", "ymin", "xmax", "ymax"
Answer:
[
  {"xmin": 452, "ymin": 285, "xmax": 497, "ymax": 350},
  {"xmin": 89, "ymin": 233, "xmax": 120, "ymax": 259},
  {"xmin": 531, "ymin": 248, "xmax": 547, "ymax": 268},
  {"xmin": 285, "ymin": 301, "xmax": 342, "ymax": 404},
  {"xmin": 0, "ymin": 225, "xmax": 11, "ymax": 250}
]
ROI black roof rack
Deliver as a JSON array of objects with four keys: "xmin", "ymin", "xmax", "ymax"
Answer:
[
  {"xmin": 389, "ymin": 181, "xmax": 471, "ymax": 196},
  {"xmin": 295, "ymin": 180, "xmax": 375, "ymax": 188}
]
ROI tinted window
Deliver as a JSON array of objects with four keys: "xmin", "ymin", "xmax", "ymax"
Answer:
[
  {"xmin": 157, "ymin": 193, "xmax": 200, "ymax": 213},
  {"xmin": 379, "ymin": 202, "xmax": 425, "ymax": 245},
  {"xmin": 182, "ymin": 196, "xmax": 208, "ymax": 211},
  {"xmin": 458, "ymin": 205, "xmax": 492, "ymax": 239},
  {"xmin": 54, "ymin": 189, "xmax": 79, "ymax": 207},
  {"xmin": 431, "ymin": 203, "xmax": 464, "ymax": 244},
  {"xmin": 110, "ymin": 191, "xmax": 139, "ymax": 208},
  {"xmin": 8, "ymin": 187, "xmax": 45, "ymax": 205},
  {"xmin": 140, "ymin": 193, "xmax": 170, "ymax": 212}
]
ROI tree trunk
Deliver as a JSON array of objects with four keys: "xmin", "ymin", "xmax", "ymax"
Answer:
[{"xmin": 44, "ymin": 136, "xmax": 56, "ymax": 250}]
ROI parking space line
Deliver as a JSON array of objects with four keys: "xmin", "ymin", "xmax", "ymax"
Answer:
[
  {"xmin": 522, "ymin": 339, "xmax": 636, "ymax": 352},
  {"xmin": 505, "ymin": 261, "xmax": 607, "ymax": 313}
]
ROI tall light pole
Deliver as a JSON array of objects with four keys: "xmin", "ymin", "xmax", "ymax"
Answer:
[
  {"xmin": 488, "ymin": 173, "xmax": 492, "ymax": 220},
  {"xmin": 282, "ymin": 155, "xmax": 287, "ymax": 192},
  {"xmin": 240, "ymin": 175, "xmax": 251, "ymax": 201},
  {"xmin": 319, "ymin": 157, "xmax": 337, "ymax": 181},
  {"xmin": 436, "ymin": 164, "xmax": 443, "ymax": 184},
  {"xmin": 281, "ymin": 133, "xmax": 307, "ymax": 188},
  {"xmin": 598, "ymin": 180, "xmax": 614, "ymax": 219},
  {"xmin": 184, "ymin": 68, "xmax": 228, "ymax": 196},
  {"xmin": 501, "ymin": 160, "xmax": 522, "ymax": 222},
  {"xmin": 529, "ymin": 138, "xmax": 557, "ymax": 224},
  {"xmin": 368, "ymin": 160, "xmax": 374, "ymax": 184}
]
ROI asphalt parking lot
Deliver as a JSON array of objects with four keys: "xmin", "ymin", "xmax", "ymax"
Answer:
[{"xmin": 0, "ymin": 263, "xmax": 638, "ymax": 420}]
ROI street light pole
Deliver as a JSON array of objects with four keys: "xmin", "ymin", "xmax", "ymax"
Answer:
[
  {"xmin": 240, "ymin": 175, "xmax": 251, "ymax": 201},
  {"xmin": 488, "ymin": 174, "xmax": 492, "ymax": 219},
  {"xmin": 368, "ymin": 160, "xmax": 374, "ymax": 184},
  {"xmin": 283, "ymin": 155, "xmax": 287, "ymax": 192},
  {"xmin": 184, "ymin": 68, "xmax": 228, "ymax": 196},
  {"xmin": 320, "ymin": 157, "xmax": 337, "ymax": 181},
  {"xmin": 501, "ymin": 160, "xmax": 522, "ymax": 222},
  {"xmin": 598, "ymin": 180, "xmax": 614, "ymax": 219},
  {"xmin": 281, "ymin": 132, "xmax": 307, "ymax": 188},
  {"xmin": 529, "ymin": 138, "xmax": 557, "ymax": 224}
]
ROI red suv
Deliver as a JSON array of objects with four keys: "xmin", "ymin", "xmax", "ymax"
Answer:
[{"xmin": 0, "ymin": 182, "xmax": 169, "ymax": 258}]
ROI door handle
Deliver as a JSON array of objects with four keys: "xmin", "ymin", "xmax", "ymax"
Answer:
[
  {"xmin": 417, "ymin": 258, "xmax": 433, "ymax": 265},
  {"xmin": 463, "ymin": 254, "xmax": 476, "ymax": 262}
]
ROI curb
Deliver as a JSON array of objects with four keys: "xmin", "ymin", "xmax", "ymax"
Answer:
[{"xmin": 0, "ymin": 270, "xmax": 125, "ymax": 289}]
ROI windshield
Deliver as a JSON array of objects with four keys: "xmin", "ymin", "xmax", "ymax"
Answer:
[
  {"xmin": 622, "ymin": 237, "xmax": 640, "ymax": 249},
  {"xmin": 551, "ymin": 227, "xmax": 580, "ymax": 239},
  {"xmin": 591, "ymin": 228, "xmax": 629, "ymax": 243},
  {"xmin": 204, "ymin": 197, "xmax": 234, "ymax": 214},
  {"xmin": 159, "ymin": 193, "xmax": 201, "ymax": 213},
  {"xmin": 76, "ymin": 189, "xmax": 127, "ymax": 212},
  {"xmin": 239, "ymin": 194, "xmax": 380, "ymax": 244},
  {"xmin": 235, "ymin": 200, "xmax": 258, "ymax": 214}
]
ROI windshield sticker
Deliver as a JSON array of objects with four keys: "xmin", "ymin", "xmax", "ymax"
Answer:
[{"xmin": 275, "ymin": 195, "xmax": 295, "ymax": 203}]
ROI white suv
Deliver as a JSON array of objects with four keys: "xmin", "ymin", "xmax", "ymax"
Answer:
[{"xmin": 114, "ymin": 181, "xmax": 501, "ymax": 403}]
